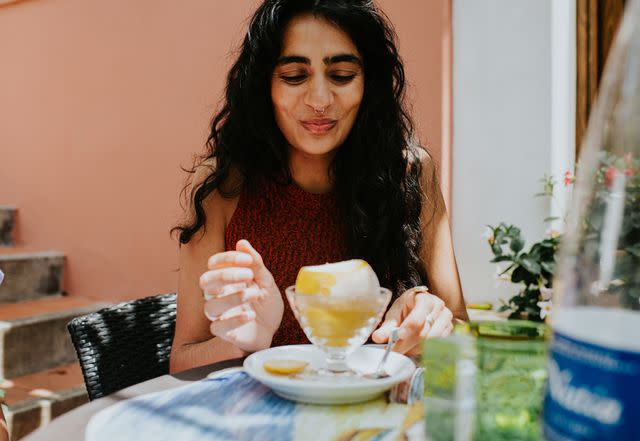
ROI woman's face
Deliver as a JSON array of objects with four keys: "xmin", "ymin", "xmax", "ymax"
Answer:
[{"xmin": 271, "ymin": 14, "xmax": 365, "ymax": 158}]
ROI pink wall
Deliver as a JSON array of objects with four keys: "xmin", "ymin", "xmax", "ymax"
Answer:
[{"xmin": 0, "ymin": 0, "xmax": 451, "ymax": 302}]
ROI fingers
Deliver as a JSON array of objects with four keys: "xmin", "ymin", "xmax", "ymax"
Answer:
[
  {"xmin": 372, "ymin": 318, "xmax": 400, "ymax": 343},
  {"xmin": 419, "ymin": 298, "xmax": 445, "ymax": 338},
  {"xmin": 208, "ymin": 251, "xmax": 253, "ymax": 269},
  {"xmin": 200, "ymin": 267, "xmax": 254, "ymax": 295},
  {"xmin": 423, "ymin": 308, "xmax": 454, "ymax": 338},
  {"xmin": 203, "ymin": 282, "xmax": 246, "ymax": 301},
  {"xmin": 393, "ymin": 293, "xmax": 439, "ymax": 353},
  {"xmin": 209, "ymin": 304, "xmax": 256, "ymax": 337},
  {"xmin": 405, "ymin": 301, "xmax": 454, "ymax": 356},
  {"xmin": 373, "ymin": 287, "xmax": 422, "ymax": 343},
  {"xmin": 235, "ymin": 240, "xmax": 275, "ymax": 289},
  {"xmin": 372, "ymin": 300, "xmax": 403, "ymax": 343},
  {"xmin": 204, "ymin": 285, "xmax": 263, "ymax": 318}
]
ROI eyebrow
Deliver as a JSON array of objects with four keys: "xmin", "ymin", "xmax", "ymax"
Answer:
[{"xmin": 275, "ymin": 53, "xmax": 362, "ymax": 66}]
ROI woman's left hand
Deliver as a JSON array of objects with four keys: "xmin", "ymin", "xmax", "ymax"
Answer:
[{"xmin": 372, "ymin": 286, "xmax": 454, "ymax": 356}]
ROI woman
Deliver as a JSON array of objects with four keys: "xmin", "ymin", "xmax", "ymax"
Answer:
[{"xmin": 170, "ymin": 0, "xmax": 467, "ymax": 373}]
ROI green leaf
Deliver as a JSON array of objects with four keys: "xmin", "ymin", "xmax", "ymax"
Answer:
[
  {"xmin": 520, "ymin": 256, "xmax": 542, "ymax": 275},
  {"xmin": 541, "ymin": 261, "xmax": 555, "ymax": 274},
  {"xmin": 510, "ymin": 237, "xmax": 525, "ymax": 253},
  {"xmin": 491, "ymin": 255, "xmax": 513, "ymax": 263},
  {"xmin": 511, "ymin": 266, "xmax": 528, "ymax": 283},
  {"xmin": 491, "ymin": 243, "xmax": 502, "ymax": 256}
]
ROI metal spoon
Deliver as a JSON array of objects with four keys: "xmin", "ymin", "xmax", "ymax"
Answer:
[{"xmin": 365, "ymin": 327, "xmax": 400, "ymax": 379}]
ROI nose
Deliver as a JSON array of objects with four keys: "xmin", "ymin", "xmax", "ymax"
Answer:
[{"xmin": 303, "ymin": 75, "xmax": 334, "ymax": 112}]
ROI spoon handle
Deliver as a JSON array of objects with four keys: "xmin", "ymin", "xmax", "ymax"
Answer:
[{"xmin": 375, "ymin": 327, "xmax": 400, "ymax": 376}]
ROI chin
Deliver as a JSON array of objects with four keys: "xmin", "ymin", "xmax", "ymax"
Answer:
[{"xmin": 296, "ymin": 140, "xmax": 341, "ymax": 156}]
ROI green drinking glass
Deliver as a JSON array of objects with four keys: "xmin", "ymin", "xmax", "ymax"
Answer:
[
  {"xmin": 470, "ymin": 320, "xmax": 549, "ymax": 441},
  {"xmin": 423, "ymin": 320, "xmax": 549, "ymax": 441}
]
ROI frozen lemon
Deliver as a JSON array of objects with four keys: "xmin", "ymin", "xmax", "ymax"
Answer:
[
  {"xmin": 295, "ymin": 259, "xmax": 379, "ymax": 297},
  {"xmin": 263, "ymin": 359, "xmax": 309, "ymax": 375}
]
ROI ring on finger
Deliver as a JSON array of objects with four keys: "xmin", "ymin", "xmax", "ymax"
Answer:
[
  {"xmin": 420, "ymin": 314, "xmax": 436, "ymax": 338},
  {"xmin": 426, "ymin": 314, "xmax": 436, "ymax": 327}
]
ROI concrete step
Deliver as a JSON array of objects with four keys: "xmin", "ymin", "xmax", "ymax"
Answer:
[
  {"xmin": 2, "ymin": 363, "xmax": 88, "ymax": 441},
  {"xmin": 0, "ymin": 249, "xmax": 65, "ymax": 304},
  {"xmin": 0, "ymin": 297, "xmax": 109, "ymax": 378},
  {"xmin": 0, "ymin": 206, "xmax": 16, "ymax": 247}
]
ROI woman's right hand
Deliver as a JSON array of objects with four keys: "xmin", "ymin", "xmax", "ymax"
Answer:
[{"xmin": 199, "ymin": 239, "xmax": 284, "ymax": 353}]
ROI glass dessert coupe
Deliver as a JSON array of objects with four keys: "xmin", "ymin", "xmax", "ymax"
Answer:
[{"xmin": 285, "ymin": 285, "xmax": 391, "ymax": 374}]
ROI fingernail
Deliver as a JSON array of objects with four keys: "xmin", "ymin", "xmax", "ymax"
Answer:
[
  {"xmin": 230, "ymin": 268, "xmax": 253, "ymax": 281},
  {"xmin": 242, "ymin": 287, "xmax": 261, "ymax": 302},
  {"xmin": 204, "ymin": 308, "xmax": 218, "ymax": 321},
  {"xmin": 245, "ymin": 310, "xmax": 256, "ymax": 320},
  {"xmin": 235, "ymin": 254, "xmax": 252, "ymax": 264},
  {"xmin": 200, "ymin": 274, "xmax": 211, "ymax": 287},
  {"xmin": 243, "ymin": 240, "xmax": 257, "ymax": 253}
]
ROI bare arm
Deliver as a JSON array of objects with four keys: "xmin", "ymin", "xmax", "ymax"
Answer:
[
  {"xmin": 372, "ymin": 149, "xmax": 469, "ymax": 353},
  {"xmin": 418, "ymin": 151, "xmax": 468, "ymax": 321},
  {"xmin": 169, "ymin": 166, "xmax": 245, "ymax": 374}
]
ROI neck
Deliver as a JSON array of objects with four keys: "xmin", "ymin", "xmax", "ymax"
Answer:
[{"xmin": 288, "ymin": 147, "xmax": 334, "ymax": 194}]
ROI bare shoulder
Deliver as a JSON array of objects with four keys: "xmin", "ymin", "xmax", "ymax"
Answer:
[
  {"xmin": 187, "ymin": 157, "xmax": 242, "ymax": 241},
  {"xmin": 406, "ymin": 145, "xmax": 437, "ymax": 178},
  {"xmin": 405, "ymin": 145, "xmax": 439, "ymax": 191},
  {"xmin": 406, "ymin": 145, "xmax": 445, "ymax": 225}
]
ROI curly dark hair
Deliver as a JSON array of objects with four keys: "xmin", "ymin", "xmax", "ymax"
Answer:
[{"xmin": 174, "ymin": 0, "xmax": 437, "ymax": 295}]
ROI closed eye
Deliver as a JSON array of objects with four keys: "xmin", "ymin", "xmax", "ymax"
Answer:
[
  {"xmin": 280, "ymin": 74, "xmax": 307, "ymax": 85},
  {"xmin": 330, "ymin": 74, "xmax": 357, "ymax": 84}
]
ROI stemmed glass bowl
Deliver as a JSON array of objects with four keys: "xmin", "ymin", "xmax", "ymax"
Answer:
[{"xmin": 285, "ymin": 285, "xmax": 391, "ymax": 374}]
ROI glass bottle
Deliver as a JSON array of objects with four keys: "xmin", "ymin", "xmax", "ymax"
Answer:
[{"xmin": 543, "ymin": 1, "xmax": 640, "ymax": 440}]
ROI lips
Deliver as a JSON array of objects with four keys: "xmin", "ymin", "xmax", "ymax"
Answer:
[{"xmin": 300, "ymin": 119, "xmax": 337, "ymax": 135}]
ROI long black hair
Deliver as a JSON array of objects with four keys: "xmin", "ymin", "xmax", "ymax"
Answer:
[{"xmin": 174, "ymin": 0, "xmax": 437, "ymax": 295}]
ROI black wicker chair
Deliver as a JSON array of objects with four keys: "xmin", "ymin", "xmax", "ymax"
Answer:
[{"xmin": 67, "ymin": 293, "xmax": 177, "ymax": 400}]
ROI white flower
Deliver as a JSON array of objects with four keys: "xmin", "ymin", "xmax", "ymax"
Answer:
[
  {"xmin": 493, "ymin": 264, "xmax": 511, "ymax": 287},
  {"xmin": 537, "ymin": 300, "xmax": 552, "ymax": 320},
  {"xmin": 539, "ymin": 286, "xmax": 553, "ymax": 300},
  {"xmin": 483, "ymin": 227, "xmax": 495, "ymax": 244}
]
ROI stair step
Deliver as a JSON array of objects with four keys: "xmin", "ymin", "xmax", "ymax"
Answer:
[
  {"xmin": 0, "ymin": 206, "xmax": 16, "ymax": 247},
  {"xmin": 0, "ymin": 249, "xmax": 65, "ymax": 303},
  {"xmin": 2, "ymin": 363, "xmax": 88, "ymax": 440},
  {"xmin": 0, "ymin": 297, "xmax": 109, "ymax": 378}
]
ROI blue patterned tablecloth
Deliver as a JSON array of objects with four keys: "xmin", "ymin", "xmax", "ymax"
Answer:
[{"xmin": 85, "ymin": 371, "xmax": 423, "ymax": 441}]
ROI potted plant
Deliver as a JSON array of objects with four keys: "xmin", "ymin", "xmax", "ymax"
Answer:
[{"xmin": 486, "ymin": 151, "xmax": 639, "ymax": 321}]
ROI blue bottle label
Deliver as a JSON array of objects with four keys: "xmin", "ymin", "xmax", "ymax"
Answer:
[{"xmin": 543, "ymin": 331, "xmax": 640, "ymax": 441}]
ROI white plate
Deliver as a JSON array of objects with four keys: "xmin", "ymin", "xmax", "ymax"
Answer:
[{"xmin": 243, "ymin": 344, "xmax": 415, "ymax": 405}]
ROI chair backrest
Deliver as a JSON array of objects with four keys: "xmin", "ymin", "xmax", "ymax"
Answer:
[{"xmin": 67, "ymin": 293, "xmax": 177, "ymax": 400}]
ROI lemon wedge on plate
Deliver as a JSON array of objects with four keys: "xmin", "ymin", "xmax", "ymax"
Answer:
[
  {"xmin": 295, "ymin": 259, "xmax": 379, "ymax": 296},
  {"xmin": 263, "ymin": 359, "xmax": 309, "ymax": 375}
]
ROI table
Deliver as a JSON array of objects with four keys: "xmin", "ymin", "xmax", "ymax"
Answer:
[{"xmin": 23, "ymin": 358, "xmax": 244, "ymax": 441}]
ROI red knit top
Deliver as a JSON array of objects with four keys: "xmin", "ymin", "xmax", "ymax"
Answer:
[{"xmin": 225, "ymin": 178, "xmax": 349, "ymax": 347}]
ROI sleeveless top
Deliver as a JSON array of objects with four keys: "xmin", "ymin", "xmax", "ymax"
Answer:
[{"xmin": 225, "ymin": 178, "xmax": 349, "ymax": 347}]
